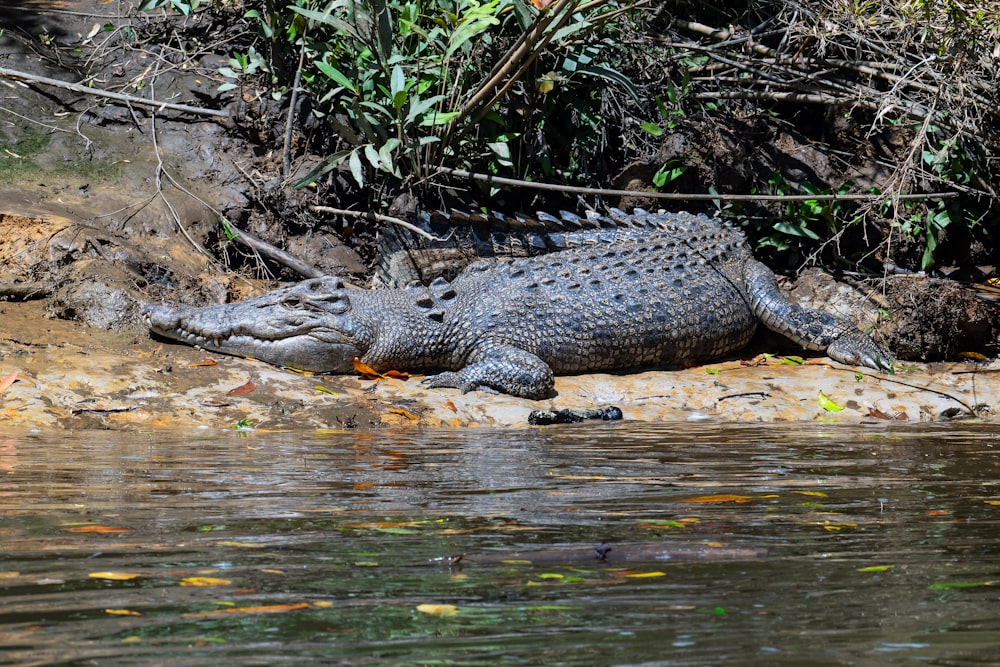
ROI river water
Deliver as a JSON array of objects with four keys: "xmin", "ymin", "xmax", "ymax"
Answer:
[{"xmin": 1, "ymin": 422, "xmax": 998, "ymax": 666}]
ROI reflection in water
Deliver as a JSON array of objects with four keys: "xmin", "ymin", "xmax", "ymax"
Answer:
[{"xmin": 0, "ymin": 422, "xmax": 998, "ymax": 665}]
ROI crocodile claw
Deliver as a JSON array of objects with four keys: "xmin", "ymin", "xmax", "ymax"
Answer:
[{"xmin": 827, "ymin": 328, "xmax": 895, "ymax": 374}]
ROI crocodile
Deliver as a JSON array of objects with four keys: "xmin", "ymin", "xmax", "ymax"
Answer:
[{"xmin": 143, "ymin": 210, "xmax": 893, "ymax": 399}]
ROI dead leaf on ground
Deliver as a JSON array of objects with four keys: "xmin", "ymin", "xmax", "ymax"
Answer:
[
  {"xmin": 354, "ymin": 357, "xmax": 409, "ymax": 381},
  {"xmin": 386, "ymin": 407, "xmax": 419, "ymax": 421},
  {"xmin": 227, "ymin": 378, "xmax": 257, "ymax": 396},
  {"xmin": 187, "ymin": 359, "xmax": 218, "ymax": 367},
  {"xmin": 0, "ymin": 371, "xmax": 18, "ymax": 395}
]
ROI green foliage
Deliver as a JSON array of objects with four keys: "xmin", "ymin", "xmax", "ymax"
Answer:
[
  {"xmin": 138, "ymin": 0, "xmax": 201, "ymax": 15},
  {"xmin": 229, "ymin": 0, "xmax": 643, "ymax": 192},
  {"xmin": 218, "ymin": 46, "xmax": 270, "ymax": 93}
]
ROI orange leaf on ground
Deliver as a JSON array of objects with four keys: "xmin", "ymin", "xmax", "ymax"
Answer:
[
  {"xmin": 226, "ymin": 378, "xmax": 257, "ymax": 396},
  {"xmin": 187, "ymin": 359, "xmax": 218, "ymax": 367},
  {"xmin": 0, "ymin": 371, "xmax": 18, "ymax": 394},
  {"xmin": 67, "ymin": 525, "xmax": 131, "ymax": 533},
  {"xmin": 353, "ymin": 357, "xmax": 409, "ymax": 381},
  {"xmin": 679, "ymin": 494, "xmax": 753, "ymax": 504}
]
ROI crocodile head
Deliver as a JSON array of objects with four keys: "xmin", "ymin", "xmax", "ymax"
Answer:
[{"xmin": 143, "ymin": 277, "xmax": 363, "ymax": 372}]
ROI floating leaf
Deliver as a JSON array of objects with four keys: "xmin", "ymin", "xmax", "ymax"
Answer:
[
  {"xmin": 0, "ymin": 370, "xmax": 18, "ymax": 394},
  {"xmin": 89, "ymin": 572, "xmax": 141, "ymax": 580},
  {"xmin": 184, "ymin": 602, "xmax": 310, "ymax": 617},
  {"xmin": 857, "ymin": 565, "xmax": 893, "ymax": 572},
  {"xmin": 180, "ymin": 577, "xmax": 232, "ymax": 587},
  {"xmin": 626, "ymin": 571, "xmax": 666, "ymax": 578},
  {"xmin": 928, "ymin": 581, "xmax": 996, "ymax": 590},
  {"xmin": 537, "ymin": 573, "xmax": 565, "ymax": 580},
  {"xmin": 817, "ymin": 391, "xmax": 844, "ymax": 412},
  {"xmin": 68, "ymin": 525, "xmax": 130, "ymax": 534},
  {"xmin": 105, "ymin": 608, "xmax": 142, "ymax": 616},
  {"xmin": 217, "ymin": 540, "xmax": 264, "ymax": 548},
  {"xmin": 680, "ymin": 494, "xmax": 752, "ymax": 504},
  {"xmin": 416, "ymin": 603, "xmax": 458, "ymax": 615},
  {"xmin": 795, "ymin": 491, "xmax": 828, "ymax": 498},
  {"xmin": 821, "ymin": 520, "xmax": 857, "ymax": 531},
  {"xmin": 226, "ymin": 378, "xmax": 257, "ymax": 396}
]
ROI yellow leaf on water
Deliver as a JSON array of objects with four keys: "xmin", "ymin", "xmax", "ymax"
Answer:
[
  {"xmin": 183, "ymin": 602, "xmax": 310, "ymax": 618},
  {"xmin": 626, "ymin": 571, "xmax": 666, "ymax": 578},
  {"xmin": 416, "ymin": 603, "xmax": 458, "ymax": 615},
  {"xmin": 89, "ymin": 572, "xmax": 141, "ymax": 581},
  {"xmin": 67, "ymin": 525, "xmax": 131, "ymax": 533},
  {"xmin": 857, "ymin": 565, "xmax": 894, "ymax": 572},
  {"xmin": 180, "ymin": 577, "xmax": 231, "ymax": 586},
  {"xmin": 817, "ymin": 391, "xmax": 844, "ymax": 412},
  {"xmin": 679, "ymin": 494, "xmax": 753, "ymax": 504},
  {"xmin": 105, "ymin": 608, "xmax": 142, "ymax": 616},
  {"xmin": 217, "ymin": 541, "xmax": 264, "ymax": 548}
]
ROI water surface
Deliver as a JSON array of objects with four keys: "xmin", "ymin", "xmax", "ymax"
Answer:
[{"xmin": 1, "ymin": 422, "xmax": 998, "ymax": 665}]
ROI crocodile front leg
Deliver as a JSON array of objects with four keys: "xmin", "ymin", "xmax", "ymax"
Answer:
[
  {"xmin": 742, "ymin": 259, "xmax": 894, "ymax": 372},
  {"xmin": 422, "ymin": 346, "xmax": 556, "ymax": 399}
]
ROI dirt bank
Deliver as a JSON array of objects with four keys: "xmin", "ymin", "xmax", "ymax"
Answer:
[{"xmin": 1, "ymin": 1, "xmax": 998, "ymax": 431}]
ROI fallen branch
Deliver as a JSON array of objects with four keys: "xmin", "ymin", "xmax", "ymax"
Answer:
[
  {"xmin": 226, "ymin": 225, "xmax": 326, "ymax": 280},
  {"xmin": 0, "ymin": 66, "xmax": 229, "ymax": 119},
  {"xmin": 310, "ymin": 206, "xmax": 449, "ymax": 242},
  {"xmin": 436, "ymin": 167, "xmax": 959, "ymax": 203}
]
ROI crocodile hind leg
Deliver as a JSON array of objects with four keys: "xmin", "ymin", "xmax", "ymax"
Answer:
[
  {"xmin": 741, "ymin": 259, "xmax": 894, "ymax": 372},
  {"xmin": 422, "ymin": 346, "xmax": 556, "ymax": 399}
]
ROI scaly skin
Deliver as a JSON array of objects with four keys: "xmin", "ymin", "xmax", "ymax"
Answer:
[{"xmin": 144, "ymin": 213, "xmax": 894, "ymax": 399}]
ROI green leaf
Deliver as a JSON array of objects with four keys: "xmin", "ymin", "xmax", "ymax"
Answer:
[
  {"xmin": 573, "ymin": 64, "xmax": 641, "ymax": 104},
  {"xmin": 640, "ymin": 122, "xmax": 664, "ymax": 137},
  {"xmin": 289, "ymin": 3, "xmax": 355, "ymax": 35},
  {"xmin": 390, "ymin": 64, "xmax": 406, "ymax": 98},
  {"xmin": 773, "ymin": 221, "xmax": 822, "ymax": 240},
  {"xmin": 419, "ymin": 110, "xmax": 460, "ymax": 127},
  {"xmin": 363, "ymin": 144, "xmax": 381, "ymax": 170},
  {"xmin": 817, "ymin": 391, "xmax": 844, "ymax": 412},
  {"xmin": 348, "ymin": 149, "xmax": 364, "ymax": 187},
  {"xmin": 314, "ymin": 61, "xmax": 357, "ymax": 94}
]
